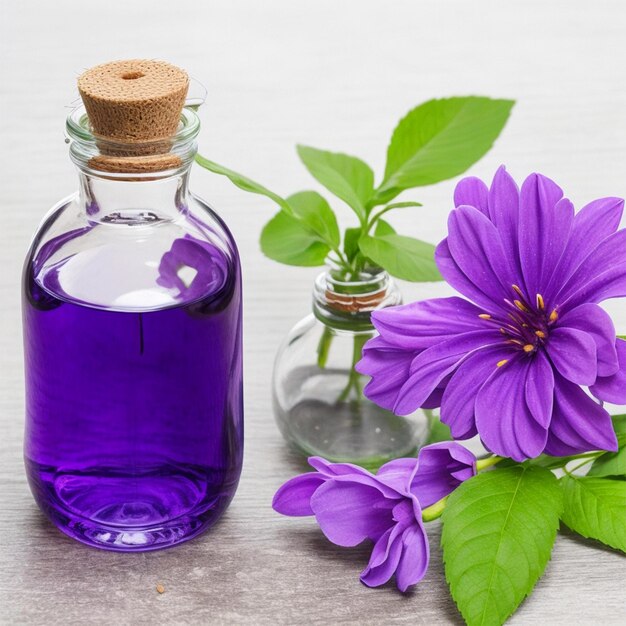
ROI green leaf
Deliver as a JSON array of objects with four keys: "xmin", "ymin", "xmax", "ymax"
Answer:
[
  {"xmin": 195, "ymin": 154, "xmax": 292, "ymax": 214},
  {"xmin": 588, "ymin": 447, "xmax": 626, "ymax": 477},
  {"xmin": 374, "ymin": 219, "xmax": 395, "ymax": 236},
  {"xmin": 527, "ymin": 454, "xmax": 579, "ymax": 470},
  {"xmin": 377, "ymin": 97, "xmax": 514, "ymax": 203},
  {"xmin": 287, "ymin": 191, "xmax": 340, "ymax": 248},
  {"xmin": 442, "ymin": 465, "xmax": 562, "ymax": 626},
  {"xmin": 343, "ymin": 227, "xmax": 361, "ymax": 262},
  {"xmin": 611, "ymin": 414, "xmax": 626, "ymax": 435},
  {"xmin": 297, "ymin": 145, "xmax": 374, "ymax": 218},
  {"xmin": 260, "ymin": 211, "xmax": 329, "ymax": 266},
  {"xmin": 380, "ymin": 201, "xmax": 423, "ymax": 210},
  {"xmin": 560, "ymin": 475, "xmax": 626, "ymax": 552},
  {"xmin": 358, "ymin": 234, "xmax": 442, "ymax": 282}
]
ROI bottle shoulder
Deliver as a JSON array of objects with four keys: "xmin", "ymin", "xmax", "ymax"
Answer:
[{"xmin": 24, "ymin": 191, "xmax": 241, "ymax": 312}]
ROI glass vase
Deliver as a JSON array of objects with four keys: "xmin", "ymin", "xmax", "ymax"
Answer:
[{"xmin": 273, "ymin": 266, "xmax": 429, "ymax": 468}]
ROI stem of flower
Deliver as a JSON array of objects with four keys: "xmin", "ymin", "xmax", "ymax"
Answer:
[
  {"xmin": 476, "ymin": 455, "xmax": 503, "ymax": 471},
  {"xmin": 316, "ymin": 325, "xmax": 333, "ymax": 368},
  {"xmin": 421, "ymin": 495, "xmax": 448, "ymax": 522},
  {"xmin": 337, "ymin": 333, "xmax": 368, "ymax": 402},
  {"xmin": 562, "ymin": 454, "xmax": 601, "ymax": 477}
]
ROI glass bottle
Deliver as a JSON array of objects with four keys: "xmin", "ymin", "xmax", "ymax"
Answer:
[
  {"xmin": 22, "ymin": 62, "xmax": 243, "ymax": 551},
  {"xmin": 273, "ymin": 265, "xmax": 428, "ymax": 468}
]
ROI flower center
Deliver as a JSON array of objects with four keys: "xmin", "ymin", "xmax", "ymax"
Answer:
[{"xmin": 479, "ymin": 284, "xmax": 559, "ymax": 358}]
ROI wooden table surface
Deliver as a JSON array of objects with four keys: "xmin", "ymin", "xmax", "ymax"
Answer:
[{"xmin": 1, "ymin": 1, "xmax": 625, "ymax": 623}]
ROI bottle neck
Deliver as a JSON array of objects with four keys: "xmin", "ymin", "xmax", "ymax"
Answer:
[
  {"xmin": 313, "ymin": 267, "xmax": 402, "ymax": 331},
  {"xmin": 77, "ymin": 167, "xmax": 192, "ymax": 223},
  {"xmin": 66, "ymin": 104, "xmax": 200, "ymax": 223}
]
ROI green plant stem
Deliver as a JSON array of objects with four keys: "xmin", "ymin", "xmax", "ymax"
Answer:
[
  {"xmin": 337, "ymin": 333, "xmax": 369, "ymax": 403},
  {"xmin": 316, "ymin": 326, "xmax": 333, "ymax": 368},
  {"xmin": 562, "ymin": 454, "xmax": 603, "ymax": 477},
  {"xmin": 365, "ymin": 205, "xmax": 397, "ymax": 231},
  {"xmin": 476, "ymin": 455, "xmax": 504, "ymax": 471},
  {"xmin": 422, "ymin": 495, "xmax": 448, "ymax": 522}
]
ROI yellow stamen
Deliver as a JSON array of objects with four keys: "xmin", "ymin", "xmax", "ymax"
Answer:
[
  {"xmin": 535, "ymin": 330, "xmax": 546, "ymax": 338},
  {"xmin": 478, "ymin": 313, "xmax": 491, "ymax": 320},
  {"xmin": 514, "ymin": 300, "xmax": 529, "ymax": 312},
  {"xmin": 523, "ymin": 344, "xmax": 535, "ymax": 353},
  {"xmin": 549, "ymin": 309, "xmax": 558, "ymax": 322},
  {"xmin": 499, "ymin": 327, "xmax": 508, "ymax": 335},
  {"xmin": 496, "ymin": 359, "xmax": 508, "ymax": 367},
  {"xmin": 536, "ymin": 294, "xmax": 545, "ymax": 310},
  {"xmin": 512, "ymin": 284, "xmax": 524, "ymax": 297}
]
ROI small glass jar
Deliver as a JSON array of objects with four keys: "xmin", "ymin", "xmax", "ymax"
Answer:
[
  {"xmin": 23, "ymin": 100, "xmax": 243, "ymax": 551},
  {"xmin": 273, "ymin": 266, "xmax": 429, "ymax": 468}
]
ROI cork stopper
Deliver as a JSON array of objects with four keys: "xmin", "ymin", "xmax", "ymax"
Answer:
[{"xmin": 77, "ymin": 59, "xmax": 190, "ymax": 172}]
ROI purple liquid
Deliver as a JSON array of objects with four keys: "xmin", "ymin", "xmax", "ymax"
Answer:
[{"xmin": 23, "ymin": 223, "xmax": 243, "ymax": 551}]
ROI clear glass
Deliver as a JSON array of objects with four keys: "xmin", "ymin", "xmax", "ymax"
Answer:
[
  {"xmin": 273, "ymin": 267, "xmax": 428, "ymax": 468},
  {"xmin": 22, "ymin": 106, "xmax": 243, "ymax": 551}
]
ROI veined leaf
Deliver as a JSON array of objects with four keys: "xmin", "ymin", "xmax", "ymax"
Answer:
[
  {"xmin": 442, "ymin": 465, "xmax": 562, "ymax": 626},
  {"xmin": 358, "ymin": 234, "xmax": 441, "ymax": 282},
  {"xmin": 195, "ymin": 155, "xmax": 292, "ymax": 214},
  {"xmin": 560, "ymin": 475, "xmax": 626, "ymax": 552},
  {"xmin": 588, "ymin": 447, "xmax": 626, "ymax": 477},
  {"xmin": 611, "ymin": 414, "xmax": 626, "ymax": 435},
  {"xmin": 297, "ymin": 145, "xmax": 374, "ymax": 218},
  {"xmin": 260, "ymin": 211, "xmax": 329, "ymax": 266},
  {"xmin": 376, "ymin": 97, "xmax": 514, "ymax": 203},
  {"xmin": 287, "ymin": 191, "xmax": 340, "ymax": 248},
  {"xmin": 380, "ymin": 201, "xmax": 423, "ymax": 210}
]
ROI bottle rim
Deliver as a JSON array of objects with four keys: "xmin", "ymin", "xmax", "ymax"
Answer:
[
  {"xmin": 65, "ymin": 105, "xmax": 200, "ymax": 178},
  {"xmin": 313, "ymin": 264, "xmax": 402, "ymax": 329}
]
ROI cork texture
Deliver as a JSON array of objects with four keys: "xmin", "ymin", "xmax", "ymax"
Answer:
[{"xmin": 77, "ymin": 59, "xmax": 190, "ymax": 172}]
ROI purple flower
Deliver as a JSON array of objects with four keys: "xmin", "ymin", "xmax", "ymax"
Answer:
[
  {"xmin": 272, "ymin": 442, "xmax": 477, "ymax": 592},
  {"xmin": 357, "ymin": 167, "xmax": 623, "ymax": 461}
]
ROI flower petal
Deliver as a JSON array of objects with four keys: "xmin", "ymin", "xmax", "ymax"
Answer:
[
  {"xmin": 409, "ymin": 442, "xmax": 477, "ymax": 507},
  {"xmin": 475, "ymin": 357, "xmax": 549, "ymax": 461},
  {"xmin": 272, "ymin": 473, "xmax": 327, "ymax": 516},
  {"xmin": 546, "ymin": 197, "xmax": 624, "ymax": 295},
  {"xmin": 371, "ymin": 297, "xmax": 484, "ymax": 350},
  {"xmin": 517, "ymin": 173, "xmax": 568, "ymax": 299},
  {"xmin": 487, "ymin": 165, "xmax": 520, "ymax": 259},
  {"xmin": 435, "ymin": 239, "xmax": 499, "ymax": 311},
  {"xmin": 525, "ymin": 350, "xmax": 554, "ymax": 428},
  {"xmin": 440, "ymin": 344, "xmax": 513, "ymax": 439},
  {"xmin": 310, "ymin": 478, "xmax": 396, "ymax": 546},
  {"xmin": 447, "ymin": 205, "xmax": 517, "ymax": 307},
  {"xmin": 544, "ymin": 327, "xmax": 597, "ymax": 386},
  {"xmin": 395, "ymin": 522, "xmax": 430, "ymax": 592},
  {"xmin": 307, "ymin": 456, "xmax": 374, "ymax": 479},
  {"xmin": 454, "ymin": 176, "xmax": 489, "ymax": 215},
  {"xmin": 545, "ymin": 373, "xmax": 618, "ymax": 456},
  {"xmin": 360, "ymin": 524, "xmax": 403, "ymax": 588},
  {"xmin": 558, "ymin": 303, "xmax": 618, "ymax": 377},
  {"xmin": 591, "ymin": 339, "xmax": 626, "ymax": 404},
  {"xmin": 376, "ymin": 458, "xmax": 418, "ymax": 494},
  {"xmin": 557, "ymin": 229, "xmax": 626, "ymax": 310},
  {"xmin": 394, "ymin": 330, "xmax": 502, "ymax": 416},
  {"xmin": 357, "ymin": 336, "xmax": 417, "ymax": 412}
]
